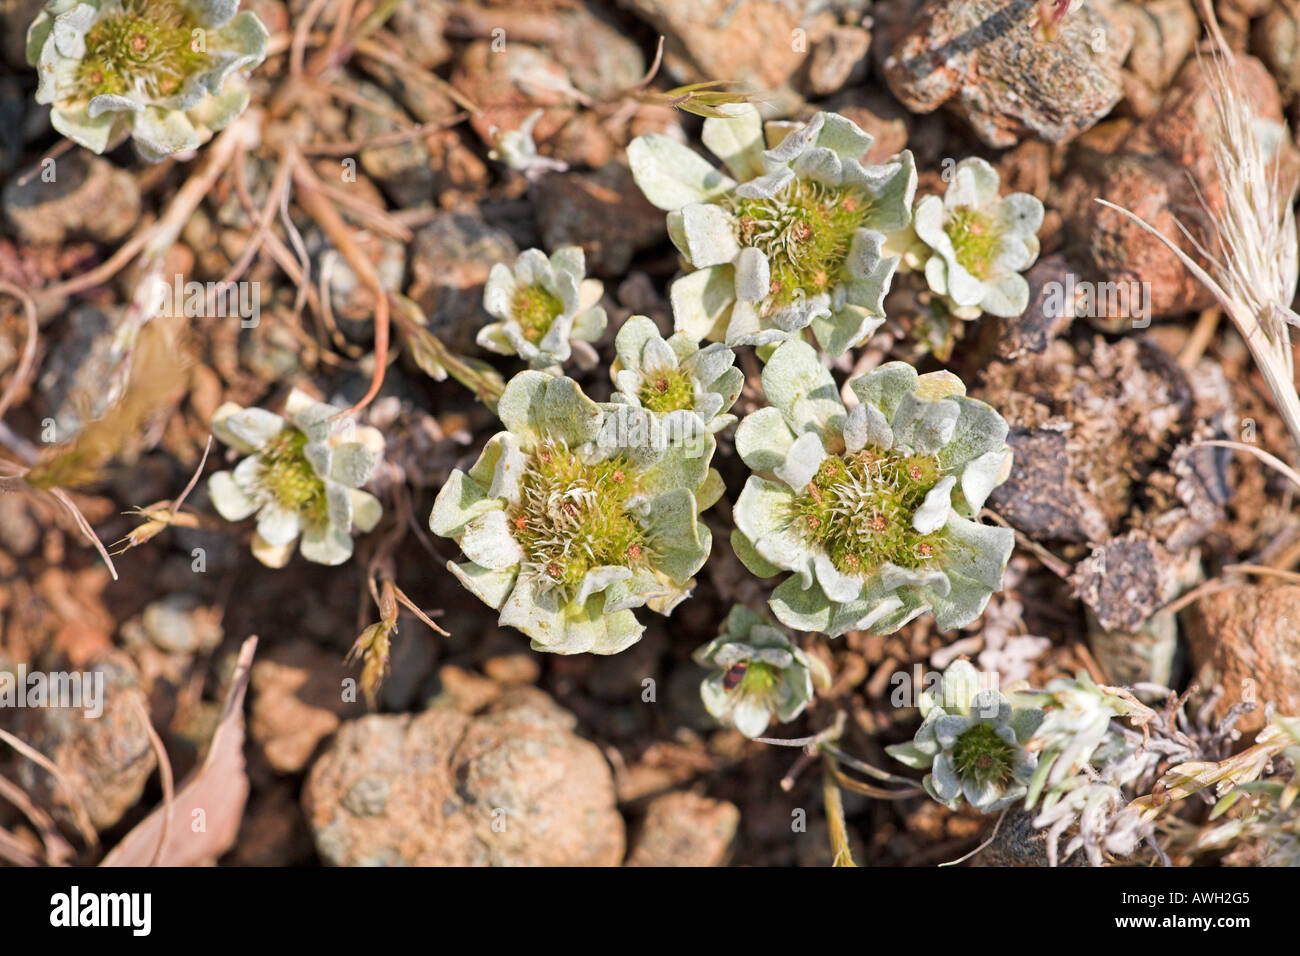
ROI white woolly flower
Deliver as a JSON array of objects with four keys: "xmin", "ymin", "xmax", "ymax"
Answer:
[{"xmin": 207, "ymin": 389, "xmax": 384, "ymax": 567}]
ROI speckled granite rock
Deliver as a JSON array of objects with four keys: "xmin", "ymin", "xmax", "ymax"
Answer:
[
  {"xmin": 303, "ymin": 690, "xmax": 625, "ymax": 865},
  {"xmin": 15, "ymin": 651, "xmax": 156, "ymax": 830},
  {"xmin": 883, "ymin": 0, "xmax": 1132, "ymax": 147}
]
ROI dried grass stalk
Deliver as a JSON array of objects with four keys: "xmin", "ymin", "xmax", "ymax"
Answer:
[{"xmin": 1097, "ymin": 53, "xmax": 1300, "ymax": 462}]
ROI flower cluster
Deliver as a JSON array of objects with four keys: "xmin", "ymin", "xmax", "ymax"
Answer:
[
  {"xmin": 477, "ymin": 246, "xmax": 606, "ymax": 370},
  {"xmin": 429, "ymin": 372, "xmax": 719, "ymax": 654},
  {"xmin": 693, "ymin": 604, "xmax": 826, "ymax": 738},
  {"xmin": 887, "ymin": 660, "xmax": 1044, "ymax": 813},
  {"xmin": 27, "ymin": 0, "xmax": 267, "ymax": 160},
  {"xmin": 629, "ymin": 105, "xmax": 916, "ymax": 356},
  {"xmin": 609, "ymin": 315, "xmax": 742, "ymax": 434},
  {"xmin": 909, "ymin": 158, "xmax": 1044, "ymax": 319},
  {"xmin": 207, "ymin": 389, "xmax": 384, "ymax": 567},
  {"xmin": 731, "ymin": 339, "xmax": 1015, "ymax": 637}
]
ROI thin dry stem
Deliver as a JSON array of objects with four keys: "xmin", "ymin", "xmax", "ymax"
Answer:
[{"xmin": 0, "ymin": 281, "xmax": 39, "ymax": 421}]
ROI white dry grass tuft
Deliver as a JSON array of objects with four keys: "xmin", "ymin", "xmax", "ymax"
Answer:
[{"xmin": 1097, "ymin": 50, "xmax": 1300, "ymax": 465}]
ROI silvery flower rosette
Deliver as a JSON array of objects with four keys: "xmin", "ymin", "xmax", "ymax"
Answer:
[
  {"xmin": 208, "ymin": 389, "xmax": 384, "ymax": 568},
  {"xmin": 629, "ymin": 104, "xmax": 916, "ymax": 356},
  {"xmin": 477, "ymin": 246, "xmax": 606, "ymax": 370},
  {"xmin": 609, "ymin": 315, "xmax": 743, "ymax": 434},
  {"xmin": 27, "ymin": 0, "xmax": 267, "ymax": 160},
  {"xmin": 887, "ymin": 660, "xmax": 1044, "ymax": 813},
  {"xmin": 913, "ymin": 157, "xmax": 1044, "ymax": 319},
  {"xmin": 731, "ymin": 340, "xmax": 1016, "ymax": 638},
  {"xmin": 429, "ymin": 371, "xmax": 719, "ymax": 655},
  {"xmin": 693, "ymin": 604, "xmax": 822, "ymax": 739}
]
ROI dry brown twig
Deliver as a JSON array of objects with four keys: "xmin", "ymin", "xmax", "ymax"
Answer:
[
  {"xmin": 130, "ymin": 697, "xmax": 175, "ymax": 867},
  {"xmin": 0, "ymin": 282, "xmax": 39, "ymax": 422}
]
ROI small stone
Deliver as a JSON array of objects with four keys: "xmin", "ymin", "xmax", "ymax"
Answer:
[
  {"xmin": 36, "ymin": 304, "xmax": 119, "ymax": 440},
  {"xmin": 479, "ymin": 630, "xmax": 541, "ymax": 687},
  {"xmin": 3, "ymin": 151, "xmax": 140, "ymax": 244},
  {"xmin": 534, "ymin": 5, "xmax": 646, "ymax": 101},
  {"xmin": 883, "ymin": 0, "xmax": 1132, "ymax": 148},
  {"xmin": 621, "ymin": 0, "xmax": 805, "ymax": 97},
  {"xmin": 120, "ymin": 595, "xmax": 223, "ymax": 656},
  {"xmin": 1060, "ymin": 55, "xmax": 1291, "ymax": 320},
  {"xmin": 979, "ymin": 809, "xmax": 1084, "ymax": 867},
  {"xmin": 388, "ymin": 0, "xmax": 452, "ymax": 71},
  {"xmin": 626, "ymin": 790, "xmax": 739, "ymax": 866},
  {"xmin": 318, "ymin": 230, "xmax": 406, "ymax": 327},
  {"xmin": 1255, "ymin": 6, "xmax": 1300, "ymax": 107},
  {"xmin": 250, "ymin": 639, "xmax": 363, "ymax": 774},
  {"xmin": 1116, "ymin": 0, "xmax": 1198, "ymax": 115},
  {"xmin": 453, "ymin": 39, "xmax": 575, "ymax": 150},
  {"xmin": 0, "ymin": 494, "xmax": 39, "ymax": 556},
  {"xmin": 427, "ymin": 664, "xmax": 501, "ymax": 715},
  {"xmin": 1075, "ymin": 531, "xmax": 1193, "ymax": 687},
  {"xmin": 802, "ymin": 24, "xmax": 871, "ymax": 97},
  {"xmin": 16, "ymin": 651, "xmax": 156, "ymax": 831},
  {"xmin": 989, "ymin": 425, "xmax": 1112, "ymax": 543},
  {"xmin": 349, "ymin": 82, "xmax": 434, "ymax": 208},
  {"xmin": 1186, "ymin": 584, "xmax": 1300, "ymax": 733},
  {"xmin": 534, "ymin": 162, "xmax": 664, "ymax": 277},
  {"xmin": 407, "ymin": 210, "xmax": 518, "ymax": 353}
]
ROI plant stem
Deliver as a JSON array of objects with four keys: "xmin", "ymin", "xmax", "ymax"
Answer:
[{"xmin": 822, "ymin": 755, "xmax": 857, "ymax": 867}]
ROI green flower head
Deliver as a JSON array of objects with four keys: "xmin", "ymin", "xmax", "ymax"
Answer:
[
  {"xmin": 208, "ymin": 389, "xmax": 384, "ymax": 568},
  {"xmin": 609, "ymin": 315, "xmax": 743, "ymax": 434},
  {"xmin": 731, "ymin": 340, "xmax": 1015, "ymax": 637},
  {"xmin": 477, "ymin": 246, "xmax": 607, "ymax": 370},
  {"xmin": 693, "ymin": 605, "xmax": 826, "ymax": 739},
  {"xmin": 26, "ymin": 0, "xmax": 268, "ymax": 161},
  {"xmin": 629, "ymin": 105, "xmax": 916, "ymax": 356},
  {"xmin": 887, "ymin": 660, "xmax": 1044, "ymax": 813},
  {"xmin": 429, "ymin": 371, "xmax": 721, "ymax": 655},
  {"xmin": 912, "ymin": 158, "xmax": 1044, "ymax": 319}
]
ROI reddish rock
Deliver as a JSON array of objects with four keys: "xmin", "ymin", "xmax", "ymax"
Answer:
[
  {"xmin": 1060, "ymin": 55, "xmax": 1292, "ymax": 321},
  {"xmin": 626, "ymin": 790, "xmax": 740, "ymax": 866},
  {"xmin": 452, "ymin": 39, "xmax": 575, "ymax": 148},
  {"xmin": 1115, "ymin": 0, "xmax": 1198, "ymax": 116},
  {"xmin": 250, "ymin": 639, "xmax": 363, "ymax": 774},
  {"xmin": 303, "ymin": 692, "xmax": 625, "ymax": 866},
  {"xmin": 621, "ymin": 0, "xmax": 805, "ymax": 96},
  {"xmin": 802, "ymin": 25, "xmax": 872, "ymax": 97},
  {"xmin": 1186, "ymin": 584, "xmax": 1300, "ymax": 733}
]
